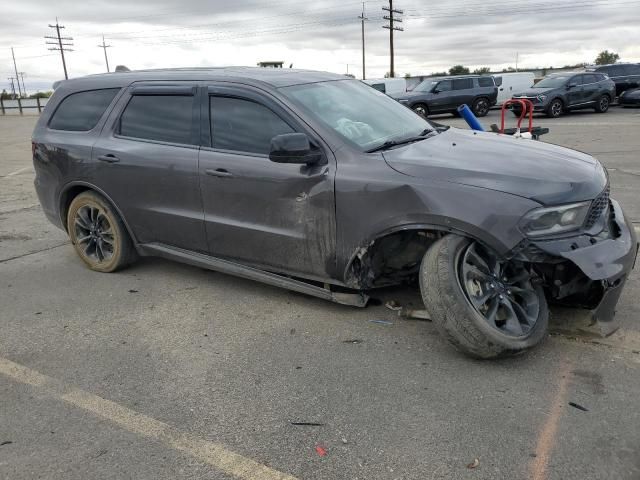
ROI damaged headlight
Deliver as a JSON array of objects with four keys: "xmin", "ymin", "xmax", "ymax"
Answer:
[{"xmin": 519, "ymin": 201, "xmax": 591, "ymax": 237}]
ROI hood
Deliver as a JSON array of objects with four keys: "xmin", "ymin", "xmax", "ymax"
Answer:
[
  {"xmin": 513, "ymin": 87, "xmax": 557, "ymax": 97},
  {"xmin": 382, "ymin": 128, "xmax": 607, "ymax": 205},
  {"xmin": 392, "ymin": 90, "xmax": 432, "ymax": 100}
]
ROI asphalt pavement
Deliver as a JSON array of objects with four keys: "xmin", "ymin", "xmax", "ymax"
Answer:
[{"xmin": 1, "ymin": 108, "xmax": 639, "ymax": 479}]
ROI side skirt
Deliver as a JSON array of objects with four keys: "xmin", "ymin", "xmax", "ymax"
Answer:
[{"xmin": 139, "ymin": 243, "xmax": 369, "ymax": 308}]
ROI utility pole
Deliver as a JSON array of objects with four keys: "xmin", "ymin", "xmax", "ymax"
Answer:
[
  {"xmin": 515, "ymin": 52, "xmax": 519, "ymax": 72},
  {"xmin": 358, "ymin": 3, "xmax": 367, "ymax": 80},
  {"xmin": 11, "ymin": 48, "xmax": 22, "ymax": 98},
  {"xmin": 98, "ymin": 35, "xmax": 112, "ymax": 72},
  {"xmin": 8, "ymin": 77, "xmax": 16, "ymax": 99},
  {"xmin": 45, "ymin": 19, "xmax": 74, "ymax": 80},
  {"xmin": 382, "ymin": 0, "xmax": 403, "ymax": 78},
  {"xmin": 19, "ymin": 72, "xmax": 27, "ymax": 97}
]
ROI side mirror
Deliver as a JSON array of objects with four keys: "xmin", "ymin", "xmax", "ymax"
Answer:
[
  {"xmin": 566, "ymin": 82, "xmax": 577, "ymax": 89},
  {"xmin": 269, "ymin": 133, "xmax": 322, "ymax": 165}
]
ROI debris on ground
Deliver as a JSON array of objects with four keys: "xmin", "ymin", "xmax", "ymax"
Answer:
[
  {"xmin": 569, "ymin": 402, "xmax": 589, "ymax": 412},
  {"xmin": 343, "ymin": 339, "xmax": 363, "ymax": 344},
  {"xmin": 466, "ymin": 458, "xmax": 480, "ymax": 469},
  {"xmin": 341, "ymin": 437, "xmax": 348, "ymax": 444},
  {"xmin": 385, "ymin": 300, "xmax": 402, "ymax": 311},
  {"xmin": 291, "ymin": 422, "xmax": 324, "ymax": 426},
  {"xmin": 128, "ymin": 289, "xmax": 139, "ymax": 293},
  {"xmin": 315, "ymin": 445, "xmax": 328, "ymax": 456},
  {"xmin": 369, "ymin": 319, "xmax": 393, "ymax": 325},
  {"xmin": 0, "ymin": 441, "xmax": 13, "ymax": 446},
  {"xmin": 400, "ymin": 308, "xmax": 431, "ymax": 321}
]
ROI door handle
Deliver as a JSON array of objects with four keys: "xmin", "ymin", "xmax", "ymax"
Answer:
[
  {"xmin": 205, "ymin": 168, "xmax": 233, "ymax": 178},
  {"xmin": 97, "ymin": 154, "xmax": 120, "ymax": 163}
]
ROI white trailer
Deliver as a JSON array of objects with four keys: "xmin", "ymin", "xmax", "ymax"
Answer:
[{"xmin": 362, "ymin": 78, "xmax": 407, "ymax": 96}]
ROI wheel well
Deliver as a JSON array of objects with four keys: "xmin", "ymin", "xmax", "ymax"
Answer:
[
  {"xmin": 412, "ymin": 102, "xmax": 428, "ymax": 112},
  {"xmin": 344, "ymin": 229, "xmax": 446, "ymax": 289},
  {"xmin": 59, "ymin": 185, "xmax": 92, "ymax": 231}
]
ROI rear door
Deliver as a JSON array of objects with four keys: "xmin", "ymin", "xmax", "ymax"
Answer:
[
  {"xmin": 198, "ymin": 84, "xmax": 336, "ymax": 278},
  {"xmin": 92, "ymin": 84, "xmax": 207, "ymax": 252},
  {"xmin": 451, "ymin": 77, "xmax": 475, "ymax": 108},
  {"xmin": 582, "ymin": 74, "xmax": 601, "ymax": 104}
]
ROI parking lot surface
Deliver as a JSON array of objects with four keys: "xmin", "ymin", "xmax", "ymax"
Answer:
[{"xmin": 1, "ymin": 108, "xmax": 640, "ymax": 480}]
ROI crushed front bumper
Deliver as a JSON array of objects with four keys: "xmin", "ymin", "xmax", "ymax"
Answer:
[{"xmin": 528, "ymin": 200, "xmax": 638, "ymax": 335}]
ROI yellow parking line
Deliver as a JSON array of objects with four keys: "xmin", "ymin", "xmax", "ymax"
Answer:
[{"xmin": 0, "ymin": 357, "xmax": 297, "ymax": 480}]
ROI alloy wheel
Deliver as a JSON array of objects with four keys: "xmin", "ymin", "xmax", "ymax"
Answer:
[
  {"xmin": 550, "ymin": 101, "xmax": 562, "ymax": 117},
  {"xmin": 473, "ymin": 99, "xmax": 489, "ymax": 116},
  {"xmin": 73, "ymin": 204, "xmax": 115, "ymax": 263},
  {"xmin": 600, "ymin": 96, "xmax": 609, "ymax": 111},
  {"xmin": 458, "ymin": 242, "xmax": 540, "ymax": 337}
]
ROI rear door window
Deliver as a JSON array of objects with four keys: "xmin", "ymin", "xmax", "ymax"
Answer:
[
  {"xmin": 477, "ymin": 77, "xmax": 494, "ymax": 87},
  {"xmin": 452, "ymin": 78, "xmax": 474, "ymax": 90},
  {"xmin": 119, "ymin": 95, "xmax": 194, "ymax": 145},
  {"xmin": 210, "ymin": 96, "xmax": 295, "ymax": 155},
  {"xmin": 49, "ymin": 88, "xmax": 120, "ymax": 131},
  {"xmin": 582, "ymin": 74, "xmax": 597, "ymax": 84}
]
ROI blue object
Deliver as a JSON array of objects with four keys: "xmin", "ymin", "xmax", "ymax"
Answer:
[{"xmin": 458, "ymin": 104, "xmax": 484, "ymax": 132}]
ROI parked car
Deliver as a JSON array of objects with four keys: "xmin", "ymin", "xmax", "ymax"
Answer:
[
  {"xmin": 511, "ymin": 72, "xmax": 615, "ymax": 117},
  {"xmin": 585, "ymin": 63, "xmax": 640, "ymax": 96},
  {"xmin": 33, "ymin": 68, "xmax": 637, "ymax": 358},
  {"xmin": 619, "ymin": 87, "xmax": 640, "ymax": 106},
  {"xmin": 391, "ymin": 75, "xmax": 498, "ymax": 117},
  {"xmin": 493, "ymin": 72, "xmax": 535, "ymax": 104},
  {"xmin": 363, "ymin": 77, "xmax": 407, "ymax": 96}
]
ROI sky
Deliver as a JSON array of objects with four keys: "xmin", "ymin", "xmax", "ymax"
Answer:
[{"xmin": 2, "ymin": 0, "xmax": 640, "ymax": 93}]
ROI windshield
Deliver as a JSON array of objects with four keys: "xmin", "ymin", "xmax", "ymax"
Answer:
[
  {"xmin": 534, "ymin": 76, "xmax": 570, "ymax": 88},
  {"xmin": 413, "ymin": 80, "xmax": 438, "ymax": 92},
  {"xmin": 280, "ymin": 80, "xmax": 435, "ymax": 151}
]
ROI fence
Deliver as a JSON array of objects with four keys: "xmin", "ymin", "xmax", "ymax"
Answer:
[{"xmin": 0, "ymin": 97, "xmax": 50, "ymax": 115}]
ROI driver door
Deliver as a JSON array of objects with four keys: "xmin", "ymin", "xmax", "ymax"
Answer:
[
  {"xmin": 198, "ymin": 84, "xmax": 337, "ymax": 279},
  {"xmin": 430, "ymin": 80, "xmax": 453, "ymax": 112}
]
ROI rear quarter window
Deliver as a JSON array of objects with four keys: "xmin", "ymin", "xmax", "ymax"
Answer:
[
  {"xmin": 119, "ymin": 95, "xmax": 194, "ymax": 145},
  {"xmin": 477, "ymin": 77, "xmax": 494, "ymax": 87},
  {"xmin": 48, "ymin": 88, "xmax": 120, "ymax": 131},
  {"xmin": 452, "ymin": 78, "xmax": 473, "ymax": 90}
]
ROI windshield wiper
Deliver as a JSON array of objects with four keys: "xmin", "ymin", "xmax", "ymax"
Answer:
[{"xmin": 366, "ymin": 129, "xmax": 435, "ymax": 153}]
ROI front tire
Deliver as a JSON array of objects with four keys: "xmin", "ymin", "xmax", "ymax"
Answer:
[
  {"xmin": 420, "ymin": 235, "xmax": 548, "ymax": 359},
  {"xmin": 594, "ymin": 95, "xmax": 610, "ymax": 113},
  {"xmin": 546, "ymin": 99, "xmax": 564, "ymax": 118},
  {"xmin": 67, "ymin": 191, "xmax": 137, "ymax": 272},
  {"xmin": 412, "ymin": 103, "xmax": 429, "ymax": 117}
]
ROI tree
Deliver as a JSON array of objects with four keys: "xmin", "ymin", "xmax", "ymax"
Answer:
[
  {"xmin": 404, "ymin": 73, "xmax": 411, "ymax": 78},
  {"xmin": 0, "ymin": 89, "xmax": 10, "ymax": 100},
  {"xmin": 28, "ymin": 91, "xmax": 52, "ymax": 99},
  {"xmin": 473, "ymin": 67, "xmax": 491, "ymax": 75},
  {"xmin": 384, "ymin": 71, "xmax": 390, "ymax": 78},
  {"xmin": 449, "ymin": 65, "xmax": 470, "ymax": 75},
  {"xmin": 431, "ymin": 71, "xmax": 448, "ymax": 77},
  {"xmin": 595, "ymin": 50, "xmax": 620, "ymax": 65}
]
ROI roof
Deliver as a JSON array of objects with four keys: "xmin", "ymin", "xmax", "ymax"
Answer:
[{"xmin": 53, "ymin": 67, "xmax": 346, "ymax": 91}]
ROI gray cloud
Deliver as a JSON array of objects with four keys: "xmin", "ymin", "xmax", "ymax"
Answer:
[{"xmin": 1, "ymin": 0, "xmax": 639, "ymax": 90}]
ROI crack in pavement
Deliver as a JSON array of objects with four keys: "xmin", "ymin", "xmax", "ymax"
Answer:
[{"xmin": 0, "ymin": 242, "xmax": 68, "ymax": 264}]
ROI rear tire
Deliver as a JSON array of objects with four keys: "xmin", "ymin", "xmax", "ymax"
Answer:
[
  {"xmin": 412, "ymin": 103, "xmax": 429, "ymax": 117},
  {"xmin": 594, "ymin": 95, "xmax": 610, "ymax": 113},
  {"xmin": 546, "ymin": 99, "xmax": 564, "ymax": 118},
  {"xmin": 419, "ymin": 235, "xmax": 548, "ymax": 359},
  {"xmin": 471, "ymin": 97, "xmax": 491, "ymax": 117},
  {"xmin": 67, "ymin": 191, "xmax": 137, "ymax": 272}
]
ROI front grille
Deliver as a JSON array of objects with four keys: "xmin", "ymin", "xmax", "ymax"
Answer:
[{"xmin": 585, "ymin": 185, "xmax": 610, "ymax": 228}]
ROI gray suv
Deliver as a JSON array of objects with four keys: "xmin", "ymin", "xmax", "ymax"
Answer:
[
  {"xmin": 32, "ymin": 68, "xmax": 637, "ymax": 359},
  {"xmin": 512, "ymin": 72, "xmax": 616, "ymax": 118},
  {"xmin": 391, "ymin": 75, "xmax": 498, "ymax": 117}
]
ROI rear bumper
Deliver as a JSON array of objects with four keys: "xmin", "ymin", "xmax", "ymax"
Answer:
[
  {"xmin": 620, "ymin": 96, "xmax": 640, "ymax": 106},
  {"xmin": 531, "ymin": 200, "xmax": 638, "ymax": 335}
]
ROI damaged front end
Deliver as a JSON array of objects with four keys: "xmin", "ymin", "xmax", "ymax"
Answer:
[{"xmin": 512, "ymin": 199, "xmax": 638, "ymax": 336}]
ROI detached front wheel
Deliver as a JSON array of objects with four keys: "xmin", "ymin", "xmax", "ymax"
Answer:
[{"xmin": 420, "ymin": 235, "xmax": 548, "ymax": 359}]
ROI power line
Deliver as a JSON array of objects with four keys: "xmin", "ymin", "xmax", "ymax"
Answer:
[
  {"xmin": 98, "ymin": 35, "xmax": 112, "ymax": 72},
  {"xmin": 45, "ymin": 19, "xmax": 74, "ymax": 79},
  {"xmin": 7, "ymin": 77, "xmax": 16, "ymax": 98},
  {"xmin": 382, "ymin": 0, "xmax": 403, "ymax": 78}
]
